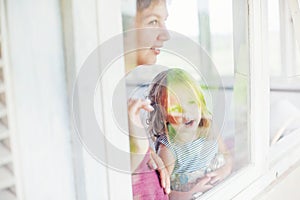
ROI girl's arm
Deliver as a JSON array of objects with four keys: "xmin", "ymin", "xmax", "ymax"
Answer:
[
  {"xmin": 158, "ymin": 144, "xmax": 214, "ymax": 199},
  {"xmin": 206, "ymin": 137, "xmax": 232, "ymax": 184}
]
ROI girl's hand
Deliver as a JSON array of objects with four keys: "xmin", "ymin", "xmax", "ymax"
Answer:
[
  {"xmin": 191, "ymin": 176, "xmax": 213, "ymax": 194},
  {"xmin": 169, "ymin": 176, "xmax": 213, "ymax": 200},
  {"xmin": 205, "ymin": 137, "xmax": 233, "ymax": 185},
  {"xmin": 205, "ymin": 162, "xmax": 232, "ymax": 185}
]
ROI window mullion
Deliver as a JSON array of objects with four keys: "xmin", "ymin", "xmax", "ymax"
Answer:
[
  {"xmin": 248, "ymin": 0, "xmax": 269, "ymax": 169},
  {"xmin": 287, "ymin": 0, "xmax": 300, "ymax": 51},
  {"xmin": 279, "ymin": 0, "xmax": 296, "ymax": 76}
]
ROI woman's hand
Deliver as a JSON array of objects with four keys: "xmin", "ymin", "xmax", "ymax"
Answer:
[
  {"xmin": 128, "ymin": 99, "xmax": 171, "ymax": 194},
  {"xmin": 148, "ymin": 148, "xmax": 171, "ymax": 194},
  {"xmin": 128, "ymin": 98, "xmax": 154, "ymax": 150},
  {"xmin": 128, "ymin": 98, "xmax": 154, "ymax": 171},
  {"xmin": 128, "ymin": 98, "xmax": 154, "ymax": 133}
]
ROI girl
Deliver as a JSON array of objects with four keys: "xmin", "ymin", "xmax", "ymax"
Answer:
[{"xmin": 147, "ymin": 68, "xmax": 232, "ymax": 199}]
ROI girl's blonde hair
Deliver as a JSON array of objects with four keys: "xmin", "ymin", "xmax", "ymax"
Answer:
[{"xmin": 147, "ymin": 68, "xmax": 211, "ymax": 141}]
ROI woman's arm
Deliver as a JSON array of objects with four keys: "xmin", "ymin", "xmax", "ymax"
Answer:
[
  {"xmin": 157, "ymin": 144, "xmax": 175, "ymax": 176},
  {"xmin": 128, "ymin": 98, "xmax": 153, "ymax": 171},
  {"xmin": 148, "ymin": 149, "xmax": 171, "ymax": 193},
  {"xmin": 128, "ymin": 98, "xmax": 171, "ymax": 194}
]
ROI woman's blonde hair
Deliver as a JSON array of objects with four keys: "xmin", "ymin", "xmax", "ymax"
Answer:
[{"xmin": 147, "ymin": 68, "xmax": 211, "ymax": 141}]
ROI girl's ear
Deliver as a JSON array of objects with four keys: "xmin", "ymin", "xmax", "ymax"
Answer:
[
  {"xmin": 164, "ymin": 121, "xmax": 169, "ymax": 134},
  {"xmin": 199, "ymin": 117, "xmax": 210, "ymax": 128},
  {"xmin": 199, "ymin": 118, "xmax": 204, "ymax": 127}
]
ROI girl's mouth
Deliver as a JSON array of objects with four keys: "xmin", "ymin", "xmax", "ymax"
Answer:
[{"xmin": 184, "ymin": 120, "xmax": 194, "ymax": 126}]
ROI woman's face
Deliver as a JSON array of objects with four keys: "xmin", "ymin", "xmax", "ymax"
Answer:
[{"xmin": 135, "ymin": 0, "xmax": 170, "ymax": 65}]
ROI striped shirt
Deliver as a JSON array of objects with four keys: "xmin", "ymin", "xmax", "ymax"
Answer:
[{"xmin": 156, "ymin": 134, "xmax": 219, "ymax": 191}]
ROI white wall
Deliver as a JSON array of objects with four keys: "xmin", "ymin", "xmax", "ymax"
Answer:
[{"xmin": 6, "ymin": 0, "xmax": 75, "ymax": 199}]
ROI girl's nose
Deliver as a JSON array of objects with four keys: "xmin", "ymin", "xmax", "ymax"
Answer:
[{"xmin": 182, "ymin": 112, "xmax": 191, "ymax": 120}]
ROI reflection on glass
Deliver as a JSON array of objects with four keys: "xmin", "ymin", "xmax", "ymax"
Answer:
[{"xmin": 122, "ymin": 0, "xmax": 250, "ymax": 198}]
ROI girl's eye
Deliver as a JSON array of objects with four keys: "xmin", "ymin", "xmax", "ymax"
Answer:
[
  {"xmin": 189, "ymin": 100, "xmax": 196, "ymax": 104},
  {"xmin": 149, "ymin": 19, "xmax": 158, "ymax": 25},
  {"xmin": 168, "ymin": 105, "xmax": 183, "ymax": 113}
]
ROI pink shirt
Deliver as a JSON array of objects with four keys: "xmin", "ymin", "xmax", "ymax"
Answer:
[{"xmin": 132, "ymin": 148, "xmax": 169, "ymax": 200}]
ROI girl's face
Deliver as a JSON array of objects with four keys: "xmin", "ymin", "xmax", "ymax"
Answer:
[
  {"xmin": 135, "ymin": 0, "xmax": 170, "ymax": 65},
  {"xmin": 166, "ymin": 83, "xmax": 202, "ymax": 136}
]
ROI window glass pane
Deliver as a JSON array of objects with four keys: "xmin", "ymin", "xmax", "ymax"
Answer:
[
  {"xmin": 207, "ymin": 0, "xmax": 234, "ymax": 76},
  {"xmin": 121, "ymin": 0, "xmax": 250, "ymax": 198}
]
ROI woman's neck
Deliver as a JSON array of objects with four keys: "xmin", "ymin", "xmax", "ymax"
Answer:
[{"xmin": 124, "ymin": 52, "xmax": 138, "ymax": 73}]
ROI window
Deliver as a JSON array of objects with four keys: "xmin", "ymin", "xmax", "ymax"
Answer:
[
  {"xmin": 121, "ymin": 0, "xmax": 254, "ymax": 199},
  {"xmin": 69, "ymin": 0, "xmax": 300, "ymax": 199}
]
